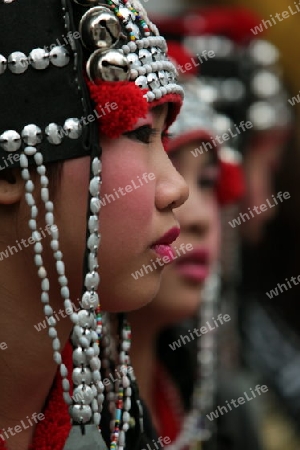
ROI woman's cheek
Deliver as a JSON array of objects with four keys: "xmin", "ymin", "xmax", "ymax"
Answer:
[{"xmin": 100, "ymin": 181, "xmax": 154, "ymax": 254}]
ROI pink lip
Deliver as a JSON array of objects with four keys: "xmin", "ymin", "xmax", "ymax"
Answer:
[
  {"xmin": 174, "ymin": 248, "xmax": 210, "ymax": 283},
  {"xmin": 151, "ymin": 227, "xmax": 180, "ymax": 260}
]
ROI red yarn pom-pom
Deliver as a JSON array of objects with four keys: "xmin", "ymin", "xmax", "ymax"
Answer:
[{"xmin": 88, "ymin": 81, "xmax": 149, "ymax": 138}]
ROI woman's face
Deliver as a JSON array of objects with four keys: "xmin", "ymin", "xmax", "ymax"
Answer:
[
  {"xmin": 56, "ymin": 104, "xmax": 189, "ymax": 312},
  {"xmin": 144, "ymin": 139, "xmax": 221, "ymax": 324},
  {"xmin": 241, "ymin": 130, "xmax": 286, "ymax": 243}
]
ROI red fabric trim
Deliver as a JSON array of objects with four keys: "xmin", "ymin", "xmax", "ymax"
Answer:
[
  {"xmin": 88, "ymin": 81, "xmax": 182, "ymax": 139},
  {"xmin": 151, "ymin": 93, "xmax": 182, "ymax": 131},
  {"xmin": 88, "ymin": 80, "xmax": 149, "ymax": 139},
  {"xmin": 154, "ymin": 363, "xmax": 183, "ymax": 443},
  {"xmin": 167, "ymin": 130, "xmax": 217, "ymax": 154},
  {"xmin": 166, "ymin": 131, "xmax": 245, "ymax": 206}
]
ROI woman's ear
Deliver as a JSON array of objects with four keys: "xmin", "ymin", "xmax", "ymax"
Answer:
[{"xmin": 0, "ymin": 169, "xmax": 24, "ymax": 205}]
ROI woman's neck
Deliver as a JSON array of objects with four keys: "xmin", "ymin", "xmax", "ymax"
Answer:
[{"xmin": 0, "ymin": 260, "xmax": 73, "ymax": 450}]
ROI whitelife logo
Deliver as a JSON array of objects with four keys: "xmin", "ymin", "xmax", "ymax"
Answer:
[
  {"xmin": 169, "ymin": 314, "xmax": 231, "ymax": 351},
  {"xmin": 191, "ymin": 121, "xmax": 253, "ymax": 158},
  {"xmin": 0, "ymin": 413, "xmax": 45, "ymax": 443},
  {"xmin": 288, "ymin": 90, "xmax": 300, "ymax": 106},
  {"xmin": 228, "ymin": 191, "xmax": 291, "ymax": 228},
  {"xmin": 250, "ymin": 2, "xmax": 300, "ymax": 35},
  {"xmin": 266, "ymin": 274, "xmax": 300, "ymax": 299},
  {"xmin": 206, "ymin": 385, "xmax": 269, "ymax": 421},
  {"xmin": 131, "ymin": 243, "xmax": 193, "ymax": 280}
]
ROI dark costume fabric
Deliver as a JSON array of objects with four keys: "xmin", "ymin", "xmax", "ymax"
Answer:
[
  {"xmin": 0, "ymin": 342, "xmax": 157, "ymax": 450},
  {"xmin": 156, "ymin": 328, "xmax": 264, "ymax": 450}
]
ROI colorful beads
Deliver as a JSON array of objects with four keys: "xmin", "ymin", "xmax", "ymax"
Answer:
[{"xmin": 107, "ymin": 0, "xmax": 151, "ymax": 41}]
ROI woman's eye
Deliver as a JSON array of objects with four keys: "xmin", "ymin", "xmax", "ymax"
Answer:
[
  {"xmin": 198, "ymin": 177, "xmax": 217, "ymax": 189},
  {"xmin": 124, "ymin": 125, "xmax": 158, "ymax": 144},
  {"xmin": 198, "ymin": 169, "xmax": 219, "ymax": 189}
]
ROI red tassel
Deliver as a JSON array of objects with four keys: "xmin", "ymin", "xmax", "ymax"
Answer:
[{"xmin": 217, "ymin": 161, "xmax": 245, "ymax": 205}]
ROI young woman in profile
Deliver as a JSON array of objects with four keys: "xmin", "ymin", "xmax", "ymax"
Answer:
[{"xmin": 0, "ymin": 2, "xmax": 188, "ymax": 450}]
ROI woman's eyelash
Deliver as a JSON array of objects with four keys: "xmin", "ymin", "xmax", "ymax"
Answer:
[
  {"xmin": 198, "ymin": 177, "xmax": 218, "ymax": 189},
  {"xmin": 124, "ymin": 125, "xmax": 167, "ymax": 144},
  {"xmin": 198, "ymin": 168, "xmax": 220, "ymax": 189}
]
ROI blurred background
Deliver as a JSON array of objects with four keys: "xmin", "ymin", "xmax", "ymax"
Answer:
[{"xmin": 145, "ymin": 0, "xmax": 300, "ymax": 449}]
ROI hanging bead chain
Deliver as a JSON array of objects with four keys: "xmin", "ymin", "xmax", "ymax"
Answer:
[
  {"xmin": 111, "ymin": 315, "xmax": 132, "ymax": 450},
  {"xmin": 69, "ymin": 155, "xmax": 103, "ymax": 427},
  {"xmin": 21, "ymin": 139, "xmax": 104, "ymax": 427},
  {"xmin": 108, "ymin": 315, "xmax": 124, "ymax": 450},
  {"xmin": 20, "ymin": 144, "xmax": 75, "ymax": 409},
  {"xmin": 165, "ymin": 268, "xmax": 221, "ymax": 450},
  {"xmin": 197, "ymin": 268, "xmax": 220, "ymax": 438},
  {"xmin": 120, "ymin": 315, "xmax": 145, "ymax": 438},
  {"xmin": 119, "ymin": 317, "xmax": 132, "ymax": 438},
  {"xmin": 102, "ymin": 312, "xmax": 144, "ymax": 448}
]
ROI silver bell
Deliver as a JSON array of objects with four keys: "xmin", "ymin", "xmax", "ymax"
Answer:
[
  {"xmin": 80, "ymin": 6, "xmax": 121, "ymax": 51},
  {"xmin": 87, "ymin": 49, "xmax": 130, "ymax": 82}
]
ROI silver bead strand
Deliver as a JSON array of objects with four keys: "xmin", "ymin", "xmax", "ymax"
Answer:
[
  {"xmin": 69, "ymin": 156, "xmax": 103, "ymax": 426},
  {"xmin": 20, "ymin": 148, "xmax": 72, "ymax": 407},
  {"xmin": 117, "ymin": 318, "xmax": 132, "ymax": 449},
  {"xmin": 33, "ymin": 150, "xmax": 75, "ymax": 406}
]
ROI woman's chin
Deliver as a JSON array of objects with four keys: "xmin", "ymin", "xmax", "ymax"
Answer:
[{"xmin": 100, "ymin": 272, "xmax": 162, "ymax": 313}]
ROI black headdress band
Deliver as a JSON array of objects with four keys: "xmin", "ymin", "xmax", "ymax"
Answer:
[{"xmin": 0, "ymin": 0, "xmax": 99, "ymax": 167}]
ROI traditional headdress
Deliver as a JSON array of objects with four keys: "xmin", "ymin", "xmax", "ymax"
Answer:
[
  {"xmin": 0, "ymin": 1, "xmax": 183, "ymax": 449},
  {"xmin": 154, "ymin": 7, "xmax": 293, "ymax": 153},
  {"xmin": 166, "ymin": 42, "xmax": 245, "ymax": 206}
]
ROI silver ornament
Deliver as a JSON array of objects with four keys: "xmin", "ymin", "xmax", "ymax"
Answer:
[
  {"xmin": 80, "ymin": 6, "xmax": 121, "ymax": 50},
  {"xmin": 87, "ymin": 49, "xmax": 130, "ymax": 82}
]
